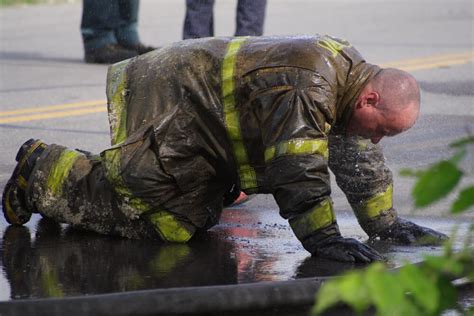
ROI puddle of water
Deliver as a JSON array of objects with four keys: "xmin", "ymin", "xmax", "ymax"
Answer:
[{"xmin": 0, "ymin": 196, "xmax": 468, "ymax": 301}]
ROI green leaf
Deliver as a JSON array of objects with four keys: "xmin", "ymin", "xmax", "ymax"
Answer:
[
  {"xmin": 435, "ymin": 276, "xmax": 458, "ymax": 312},
  {"xmin": 469, "ymin": 271, "xmax": 474, "ymax": 282},
  {"xmin": 449, "ymin": 135, "xmax": 474, "ymax": 148},
  {"xmin": 338, "ymin": 272, "xmax": 371, "ymax": 313},
  {"xmin": 313, "ymin": 271, "xmax": 371, "ymax": 315},
  {"xmin": 423, "ymin": 255, "xmax": 464, "ymax": 277},
  {"xmin": 399, "ymin": 264, "xmax": 439, "ymax": 313},
  {"xmin": 365, "ymin": 265, "xmax": 417, "ymax": 316},
  {"xmin": 412, "ymin": 160, "xmax": 462, "ymax": 208},
  {"xmin": 312, "ymin": 280, "xmax": 342, "ymax": 315},
  {"xmin": 451, "ymin": 186, "xmax": 474, "ymax": 213},
  {"xmin": 449, "ymin": 148, "xmax": 466, "ymax": 165}
]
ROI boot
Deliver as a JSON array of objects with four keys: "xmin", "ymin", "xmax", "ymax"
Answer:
[
  {"xmin": 122, "ymin": 42, "xmax": 157, "ymax": 55},
  {"xmin": 84, "ymin": 44, "xmax": 138, "ymax": 64},
  {"xmin": 2, "ymin": 139, "xmax": 47, "ymax": 225}
]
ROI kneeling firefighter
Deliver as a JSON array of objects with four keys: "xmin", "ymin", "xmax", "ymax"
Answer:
[{"xmin": 3, "ymin": 35, "xmax": 447, "ymax": 263}]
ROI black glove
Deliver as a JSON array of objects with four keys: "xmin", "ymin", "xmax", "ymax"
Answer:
[
  {"xmin": 313, "ymin": 235, "xmax": 384, "ymax": 263},
  {"xmin": 301, "ymin": 224, "xmax": 384, "ymax": 263},
  {"xmin": 375, "ymin": 217, "xmax": 448, "ymax": 245}
]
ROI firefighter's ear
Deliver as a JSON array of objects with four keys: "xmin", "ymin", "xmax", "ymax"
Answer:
[
  {"xmin": 355, "ymin": 91, "xmax": 380, "ymax": 109},
  {"xmin": 366, "ymin": 92, "xmax": 380, "ymax": 107}
]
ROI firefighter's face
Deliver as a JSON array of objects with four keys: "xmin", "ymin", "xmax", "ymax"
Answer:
[
  {"xmin": 347, "ymin": 108, "xmax": 402, "ymax": 144},
  {"xmin": 346, "ymin": 92, "xmax": 417, "ymax": 144}
]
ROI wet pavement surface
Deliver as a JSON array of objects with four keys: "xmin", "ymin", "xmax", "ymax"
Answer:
[
  {"xmin": 0, "ymin": 195, "xmax": 468, "ymax": 301},
  {"xmin": 0, "ymin": 1, "xmax": 472, "ymax": 311}
]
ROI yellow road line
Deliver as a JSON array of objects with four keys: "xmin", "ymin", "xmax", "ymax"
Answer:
[
  {"xmin": 0, "ymin": 105, "xmax": 106, "ymax": 124},
  {"xmin": 0, "ymin": 100, "xmax": 106, "ymax": 117},
  {"xmin": 396, "ymin": 58, "xmax": 474, "ymax": 72},
  {"xmin": 380, "ymin": 51, "xmax": 474, "ymax": 71},
  {"xmin": 0, "ymin": 51, "xmax": 472, "ymax": 124}
]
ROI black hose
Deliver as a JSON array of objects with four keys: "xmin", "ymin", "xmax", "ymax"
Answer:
[
  {"xmin": 0, "ymin": 277, "xmax": 329, "ymax": 316},
  {"xmin": 1, "ymin": 261, "xmax": 470, "ymax": 316}
]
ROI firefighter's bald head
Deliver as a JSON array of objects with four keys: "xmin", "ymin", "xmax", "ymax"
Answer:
[{"xmin": 346, "ymin": 68, "xmax": 420, "ymax": 144}]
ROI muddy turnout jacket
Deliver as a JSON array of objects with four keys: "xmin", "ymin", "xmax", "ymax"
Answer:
[{"xmin": 28, "ymin": 35, "xmax": 395, "ymax": 252}]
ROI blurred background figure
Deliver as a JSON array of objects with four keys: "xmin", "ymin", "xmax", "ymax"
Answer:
[
  {"xmin": 81, "ymin": 0, "xmax": 155, "ymax": 64},
  {"xmin": 183, "ymin": 0, "xmax": 267, "ymax": 39}
]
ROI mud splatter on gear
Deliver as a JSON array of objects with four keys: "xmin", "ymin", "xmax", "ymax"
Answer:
[{"xmin": 22, "ymin": 35, "xmax": 397, "ymax": 249}]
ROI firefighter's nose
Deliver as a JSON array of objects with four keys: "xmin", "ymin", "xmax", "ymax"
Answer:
[{"xmin": 371, "ymin": 136, "xmax": 382, "ymax": 144}]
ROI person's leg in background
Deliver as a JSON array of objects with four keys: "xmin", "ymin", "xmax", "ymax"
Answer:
[
  {"xmin": 183, "ymin": 0, "xmax": 215, "ymax": 39},
  {"xmin": 81, "ymin": 0, "xmax": 138, "ymax": 64},
  {"xmin": 115, "ymin": 0, "xmax": 155, "ymax": 54},
  {"xmin": 235, "ymin": 0, "xmax": 267, "ymax": 36}
]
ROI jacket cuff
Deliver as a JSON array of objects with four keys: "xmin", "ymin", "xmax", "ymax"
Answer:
[
  {"xmin": 289, "ymin": 198, "xmax": 336, "ymax": 240},
  {"xmin": 299, "ymin": 222, "xmax": 341, "ymax": 254},
  {"xmin": 351, "ymin": 184, "xmax": 394, "ymax": 225},
  {"xmin": 359, "ymin": 208, "xmax": 398, "ymax": 237}
]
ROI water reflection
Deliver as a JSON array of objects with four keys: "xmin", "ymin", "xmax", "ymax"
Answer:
[
  {"xmin": 1, "ymin": 218, "xmax": 239, "ymax": 300},
  {"xmin": 1, "ymin": 208, "xmax": 356, "ymax": 300},
  {"xmin": 1, "ymin": 206, "xmax": 448, "ymax": 300}
]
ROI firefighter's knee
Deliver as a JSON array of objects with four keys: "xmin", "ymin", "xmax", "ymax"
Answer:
[{"xmin": 148, "ymin": 211, "xmax": 196, "ymax": 243}]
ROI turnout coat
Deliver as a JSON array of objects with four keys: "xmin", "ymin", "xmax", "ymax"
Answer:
[{"xmin": 28, "ymin": 35, "xmax": 395, "ymax": 252}]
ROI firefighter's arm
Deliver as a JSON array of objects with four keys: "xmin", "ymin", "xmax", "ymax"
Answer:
[
  {"xmin": 267, "ymin": 155, "xmax": 382, "ymax": 263},
  {"xmin": 255, "ymin": 69, "xmax": 382, "ymax": 262},
  {"xmin": 328, "ymin": 136, "xmax": 447, "ymax": 245}
]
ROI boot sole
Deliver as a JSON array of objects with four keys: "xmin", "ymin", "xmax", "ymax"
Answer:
[
  {"xmin": 2, "ymin": 139, "xmax": 44, "ymax": 225},
  {"xmin": 2, "ymin": 180, "xmax": 30, "ymax": 225}
]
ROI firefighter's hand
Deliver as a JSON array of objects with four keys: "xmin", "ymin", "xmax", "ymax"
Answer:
[
  {"xmin": 376, "ymin": 217, "xmax": 448, "ymax": 245},
  {"xmin": 313, "ymin": 235, "xmax": 384, "ymax": 263}
]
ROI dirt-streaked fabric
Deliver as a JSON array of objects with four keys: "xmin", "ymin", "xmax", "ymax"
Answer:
[{"xmin": 26, "ymin": 35, "xmax": 396, "ymax": 246}]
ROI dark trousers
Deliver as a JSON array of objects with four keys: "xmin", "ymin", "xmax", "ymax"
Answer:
[
  {"xmin": 183, "ymin": 0, "xmax": 267, "ymax": 39},
  {"xmin": 81, "ymin": 0, "xmax": 140, "ymax": 51}
]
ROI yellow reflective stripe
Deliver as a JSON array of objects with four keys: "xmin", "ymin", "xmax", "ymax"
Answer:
[
  {"xmin": 17, "ymin": 175, "xmax": 28, "ymax": 190},
  {"xmin": 150, "ymin": 244, "xmax": 191, "ymax": 273},
  {"xmin": 222, "ymin": 38, "xmax": 245, "ymax": 109},
  {"xmin": 265, "ymin": 138, "xmax": 328, "ymax": 162},
  {"xmin": 289, "ymin": 198, "xmax": 335, "ymax": 240},
  {"xmin": 222, "ymin": 37, "xmax": 257, "ymax": 190},
  {"xmin": 47, "ymin": 149, "xmax": 80, "ymax": 196},
  {"xmin": 120, "ymin": 271, "xmax": 145, "ymax": 291},
  {"xmin": 107, "ymin": 60, "xmax": 129, "ymax": 145},
  {"xmin": 357, "ymin": 138, "xmax": 370, "ymax": 151},
  {"xmin": 102, "ymin": 148, "xmax": 194, "ymax": 241},
  {"xmin": 317, "ymin": 36, "xmax": 351, "ymax": 57},
  {"xmin": 324, "ymin": 122, "xmax": 332, "ymax": 134},
  {"xmin": 40, "ymin": 257, "xmax": 64, "ymax": 298},
  {"xmin": 354, "ymin": 184, "xmax": 393, "ymax": 222},
  {"xmin": 17, "ymin": 141, "xmax": 46, "ymax": 178},
  {"xmin": 239, "ymin": 164, "xmax": 257, "ymax": 190},
  {"xmin": 149, "ymin": 211, "xmax": 195, "ymax": 243},
  {"xmin": 102, "ymin": 148, "xmax": 150, "ymax": 213},
  {"xmin": 4, "ymin": 188, "xmax": 21, "ymax": 224}
]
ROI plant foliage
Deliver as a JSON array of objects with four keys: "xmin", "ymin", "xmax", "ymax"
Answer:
[{"xmin": 312, "ymin": 136, "xmax": 474, "ymax": 316}]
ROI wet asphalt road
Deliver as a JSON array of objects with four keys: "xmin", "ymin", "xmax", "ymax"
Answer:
[
  {"xmin": 0, "ymin": 0, "xmax": 473, "ymax": 302},
  {"xmin": 0, "ymin": 206, "xmax": 469, "ymax": 301}
]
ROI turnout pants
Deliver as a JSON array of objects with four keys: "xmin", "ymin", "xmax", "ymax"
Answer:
[{"xmin": 25, "ymin": 134, "xmax": 394, "ymax": 242}]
